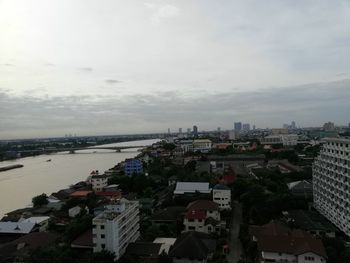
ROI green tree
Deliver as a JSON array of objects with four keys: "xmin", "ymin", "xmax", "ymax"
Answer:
[{"xmin": 32, "ymin": 193, "xmax": 48, "ymax": 207}]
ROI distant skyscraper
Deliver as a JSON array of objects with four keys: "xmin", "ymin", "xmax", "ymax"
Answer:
[
  {"xmin": 187, "ymin": 128, "xmax": 191, "ymax": 134},
  {"xmin": 193, "ymin": 125, "xmax": 198, "ymax": 137},
  {"xmin": 179, "ymin": 128, "xmax": 182, "ymax": 134},
  {"xmin": 168, "ymin": 128, "xmax": 170, "ymax": 134},
  {"xmin": 234, "ymin": 122, "xmax": 242, "ymax": 131},
  {"xmin": 323, "ymin": 122, "xmax": 335, "ymax": 131},
  {"xmin": 291, "ymin": 121, "xmax": 296, "ymax": 129},
  {"xmin": 217, "ymin": 127, "xmax": 221, "ymax": 132},
  {"xmin": 253, "ymin": 125, "xmax": 256, "ymax": 130},
  {"xmin": 242, "ymin": 123, "xmax": 250, "ymax": 131}
]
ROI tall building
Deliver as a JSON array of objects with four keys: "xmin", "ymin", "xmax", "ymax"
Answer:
[
  {"xmin": 193, "ymin": 125, "xmax": 198, "ymax": 137},
  {"xmin": 291, "ymin": 121, "xmax": 296, "ymax": 129},
  {"xmin": 242, "ymin": 123, "xmax": 250, "ymax": 131},
  {"xmin": 179, "ymin": 128, "xmax": 182, "ymax": 134},
  {"xmin": 323, "ymin": 122, "xmax": 335, "ymax": 131},
  {"xmin": 313, "ymin": 137, "xmax": 350, "ymax": 237},
  {"xmin": 234, "ymin": 122, "xmax": 242, "ymax": 131},
  {"xmin": 187, "ymin": 128, "xmax": 191, "ymax": 134},
  {"xmin": 93, "ymin": 199, "xmax": 140, "ymax": 259}
]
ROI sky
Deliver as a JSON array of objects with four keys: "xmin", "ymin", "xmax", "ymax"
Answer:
[{"xmin": 1, "ymin": 0, "xmax": 350, "ymax": 139}]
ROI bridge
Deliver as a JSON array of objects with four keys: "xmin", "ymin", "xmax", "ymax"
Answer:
[{"xmin": 18, "ymin": 145, "xmax": 147, "ymax": 154}]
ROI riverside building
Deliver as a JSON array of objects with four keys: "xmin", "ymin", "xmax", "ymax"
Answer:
[
  {"xmin": 313, "ymin": 137, "xmax": 350, "ymax": 237},
  {"xmin": 92, "ymin": 199, "xmax": 140, "ymax": 259}
]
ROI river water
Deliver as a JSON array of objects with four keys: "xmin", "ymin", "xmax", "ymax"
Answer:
[{"xmin": 0, "ymin": 139, "xmax": 159, "ymax": 217}]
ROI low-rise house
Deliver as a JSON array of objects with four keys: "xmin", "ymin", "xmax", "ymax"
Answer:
[
  {"xmin": 68, "ymin": 205, "xmax": 89, "ymax": 218},
  {"xmin": 0, "ymin": 221, "xmax": 38, "ymax": 242},
  {"xmin": 169, "ymin": 231, "xmax": 216, "ymax": 263},
  {"xmin": 153, "ymin": 237, "xmax": 176, "ymax": 254},
  {"xmin": 183, "ymin": 200, "xmax": 222, "ymax": 234},
  {"xmin": 283, "ymin": 210, "xmax": 336, "ymax": 238},
  {"xmin": 150, "ymin": 206, "xmax": 186, "ymax": 226},
  {"xmin": 0, "ymin": 232, "xmax": 58, "ymax": 262},
  {"xmin": 124, "ymin": 159, "xmax": 143, "ymax": 176},
  {"xmin": 212, "ymin": 184, "xmax": 231, "ymax": 210},
  {"xmin": 174, "ymin": 182, "xmax": 211, "ymax": 195},
  {"xmin": 103, "ymin": 184, "xmax": 119, "ymax": 192},
  {"xmin": 71, "ymin": 229, "xmax": 93, "ymax": 250},
  {"xmin": 19, "ymin": 216, "xmax": 50, "ymax": 232},
  {"xmin": 125, "ymin": 242, "xmax": 162, "ymax": 259},
  {"xmin": 250, "ymin": 221, "xmax": 327, "ymax": 263}
]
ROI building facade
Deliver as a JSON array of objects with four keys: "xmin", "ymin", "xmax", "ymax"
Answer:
[
  {"xmin": 91, "ymin": 175, "xmax": 109, "ymax": 192},
  {"xmin": 212, "ymin": 184, "xmax": 231, "ymax": 210},
  {"xmin": 93, "ymin": 199, "xmax": 140, "ymax": 259},
  {"xmin": 124, "ymin": 159, "xmax": 143, "ymax": 177},
  {"xmin": 313, "ymin": 137, "xmax": 350, "ymax": 237},
  {"xmin": 183, "ymin": 200, "xmax": 221, "ymax": 234}
]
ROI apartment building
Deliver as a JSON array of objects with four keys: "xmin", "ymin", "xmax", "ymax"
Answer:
[
  {"xmin": 212, "ymin": 184, "xmax": 231, "ymax": 210},
  {"xmin": 93, "ymin": 199, "xmax": 140, "ymax": 259},
  {"xmin": 313, "ymin": 137, "xmax": 350, "ymax": 237}
]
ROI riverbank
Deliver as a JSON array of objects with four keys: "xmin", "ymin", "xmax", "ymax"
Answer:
[
  {"xmin": 0, "ymin": 139, "xmax": 160, "ymax": 217},
  {"xmin": 0, "ymin": 164, "xmax": 24, "ymax": 172}
]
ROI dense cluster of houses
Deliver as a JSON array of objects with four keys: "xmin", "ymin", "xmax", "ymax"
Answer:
[{"xmin": 0, "ymin": 134, "xmax": 337, "ymax": 263}]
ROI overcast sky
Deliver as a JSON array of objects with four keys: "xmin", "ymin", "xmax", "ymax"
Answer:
[{"xmin": 1, "ymin": 0, "xmax": 350, "ymax": 139}]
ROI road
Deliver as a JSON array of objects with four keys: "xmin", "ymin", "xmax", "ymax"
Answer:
[{"xmin": 226, "ymin": 201, "xmax": 243, "ymax": 263}]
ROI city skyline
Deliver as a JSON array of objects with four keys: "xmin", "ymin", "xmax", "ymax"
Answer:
[{"xmin": 1, "ymin": 0, "xmax": 350, "ymax": 139}]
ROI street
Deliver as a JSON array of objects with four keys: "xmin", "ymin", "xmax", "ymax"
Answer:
[{"xmin": 226, "ymin": 201, "xmax": 243, "ymax": 263}]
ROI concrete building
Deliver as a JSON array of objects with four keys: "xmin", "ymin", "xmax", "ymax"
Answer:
[
  {"xmin": 124, "ymin": 159, "xmax": 143, "ymax": 177},
  {"xmin": 234, "ymin": 122, "xmax": 242, "ymax": 132},
  {"xmin": 183, "ymin": 200, "xmax": 221, "ymax": 234},
  {"xmin": 91, "ymin": 174, "xmax": 109, "ymax": 192},
  {"xmin": 261, "ymin": 134, "xmax": 299, "ymax": 146},
  {"xmin": 212, "ymin": 184, "xmax": 231, "ymax": 210},
  {"xmin": 193, "ymin": 125, "xmax": 198, "ymax": 137},
  {"xmin": 228, "ymin": 130, "xmax": 239, "ymax": 140},
  {"xmin": 313, "ymin": 137, "xmax": 350, "ymax": 237},
  {"xmin": 323, "ymin": 122, "xmax": 335, "ymax": 132},
  {"xmin": 93, "ymin": 199, "xmax": 140, "ymax": 260},
  {"xmin": 193, "ymin": 139, "xmax": 212, "ymax": 153},
  {"xmin": 242, "ymin": 123, "xmax": 250, "ymax": 131}
]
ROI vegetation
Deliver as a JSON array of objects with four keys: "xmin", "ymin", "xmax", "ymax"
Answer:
[{"xmin": 32, "ymin": 193, "xmax": 49, "ymax": 207}]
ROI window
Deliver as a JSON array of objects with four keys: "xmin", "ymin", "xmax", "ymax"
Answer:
[
  {"xmin": 101, "ymin": 244, "xmax": 105, "ymax": 249},
  {"xmin": 100, "ymin": 225, "xmax": 105, "ymax": 230},
  {"xmin": 101, "ymin": 234, "xmax": 105, "ymax": 238}
]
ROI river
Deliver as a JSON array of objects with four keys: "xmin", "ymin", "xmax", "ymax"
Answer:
[{"xmin": 0, "ymin": 138, "xmax": 160, "ymax": 217}]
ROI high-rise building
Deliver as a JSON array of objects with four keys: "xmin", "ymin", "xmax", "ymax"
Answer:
[
  {"xmin": 242, "ymin": 123, "xmax": 250, "ymax": 131},
  {"xmin": 291, "ymin": 121, "xmax": 296, "ymax": 129},
  {"xmin": 252, "ymin": 125, "xmax": 256, "ymax": 130},
  {"xmin": 193, "ymin": 125, "xmax": 198, "ymax": 137},
  {"xmin": 93, "ymin": 199, "xmax": 140, "ymax": 259},
  {"xmin": 313, "ymin": 137, "xmax": 350, "ymax": 237},
  {"xmin": 234, "ymin": 122, "xmax": 242, "ymax": 131},
  {"xmin": 323, "ymin": 122, "xmax": 335, "ymax": 131},
  {"xmin": 168, "ymin": 128, "xmax": 171, "ymax": 134},
  {"xmin": 217, "ymin": 127, "xmax": 221, "ymax": 133},
  {"xmin": 179, "ymin": 128, "xmax": 182, "ymax": 134}
]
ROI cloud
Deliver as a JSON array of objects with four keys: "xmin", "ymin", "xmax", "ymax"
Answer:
[
  {"xmin": 146, "ymin": 3, "xmax": 180, "ymax": 24},
  {"xmin": 78, "ymin": 67, "xmax": 93, "ymax": 72},
  {"xmin": 0, "ymin": 79, "xmax": 349, "ymax": 139},
  {"xmin": 105, "ymin": 79, "xmax": 123, "ymax": 84}
]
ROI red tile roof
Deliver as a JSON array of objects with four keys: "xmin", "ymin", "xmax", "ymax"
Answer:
[
  {"xmin": 186, "ymin": 200, "xmax": 219, "ymax": 211},
  {"xmin": 70, "ymin": 190, "xmax": 93, "ymax": 197},
  {"xmin": 185, "ymin": 209, "xmax": 206, "ymax": 220}
]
